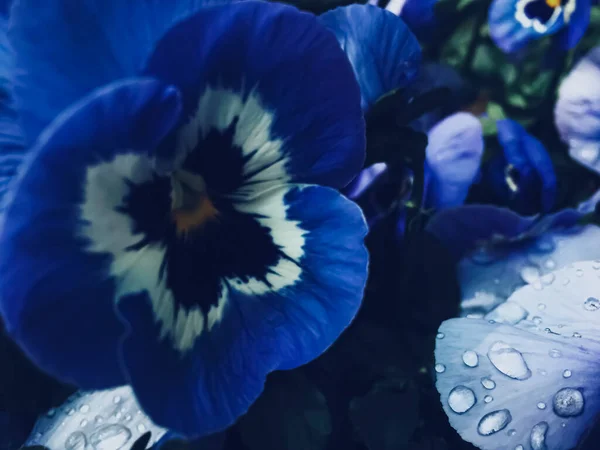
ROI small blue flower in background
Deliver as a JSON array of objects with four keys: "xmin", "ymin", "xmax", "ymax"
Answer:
[
  {"xmin": 434, "ymin": 260, "xmax": 600, "ymax": 450},
  {"xmin": 489, "ymin": 0, "xmax": 591, "ymax": 54},
  {"xmin": 424, "ymin": 112, "xmax": 484, "ymax": 210},
  {"xmin": 483, "ymin": 119, "xmax": 557, "ymax": 214},
  {"xmin": 0, "ymin": 0, "xmax": 370, "ymax": 438},
  {"xmin": 556, "ymin": 46, "xmax": 600, "ymax": 175},
  {"xmin": 319, "ymin": 4, "xmax": 422, "ymax": 112}
]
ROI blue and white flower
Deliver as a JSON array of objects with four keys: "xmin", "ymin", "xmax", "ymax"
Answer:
[
  {"xmin": 489, "ymin": 0, "xmax": 591, "ymax": 54},
  {"xmin": 0, "ymin": 0, "xmax": 370, "ymax": 438}
]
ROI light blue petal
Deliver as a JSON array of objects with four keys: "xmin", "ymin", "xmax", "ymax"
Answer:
[
  {"xmin": 436, "ymin": 262, "xmax": 600, "ymax": 450},
  {"xmin": 9, "ymin": 0, "xmax": 228, "ymax": 143},
  {"xmin": 117, "ymin": 185, "xmax": 368, "ymax": 437},
  {"xmin": 0, "ymin": 78, "xmax": 183, "ymax": 389},
  {"xmin": 489, "ymin": 0, "xmax": 567, "ymax": 54},
  {"xmin": 425, "ymin": 112, "xmax": 484, "ymax": 210},
  {"xmin": 319, "ymin": 4, "xmax": 421, "ymax": 112},
  {"xmin": 145, "ymin": 1, "xmax": 365, "ymax": 189}
]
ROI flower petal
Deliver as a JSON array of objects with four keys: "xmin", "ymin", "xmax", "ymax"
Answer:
[
  {"xmin": 399, "ymin": 0, "xmax": 438, "ymax": 41},
  {"xmin": 489, "ymin": 0, "xmax": 566, "ymax": 54},
  {"xmin": 319, "ymin": 4, "xmax": 421, "ymax": 112},
  {"xmin": 117, "ymin": 185, "xmax": 368, "ymax": 437},
  {"xmin": 425, "ymin": 112, "xmax": 484, "ymax": 209},
  {"xmin": 145, "ymin": 1, "xmax": 365, "ymax": 189},
  {"xmin": 0, "ymin": 78, "xmax": 183, "ymax": 389},
  {"xmin": 9, "ymin": 0, "xmax": 226, "ymax": 143},
  {"xmin": 560, "ymin": 0, "xmax": 591, "ymax": 49},
  {"xmin": 436, "ymin": 262, "xmax": 600, "ymax": 450}
]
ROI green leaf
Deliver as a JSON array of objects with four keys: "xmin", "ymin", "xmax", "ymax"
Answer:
[
  {"xmin": 349, "ymin": 378, "xmax": 420, "ymax": 450},
  {"xmin": 239, "ymin": 371, "xmax": 331, "ymax": 450}
]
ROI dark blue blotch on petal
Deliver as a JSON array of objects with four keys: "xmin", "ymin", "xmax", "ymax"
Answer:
[
  {"xmin": 145, "ymin": 1, "xmax": 365, "ymax": 189},
  {"xmin": 0, "ymin": 78, "xmax": 182, "ymax": 389},
  {"xmin": 9, "ymin": 0, "xmax": 228, "ymax": 143},
  {"xmin": 118, "ymin": 185, "xmax": 368, "ymax": 437},
  {"xmin": 319, "ymin": 4, "xmax": 421, "ymax": 112}
]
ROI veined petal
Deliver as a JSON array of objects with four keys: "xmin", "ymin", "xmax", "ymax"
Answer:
[
  {"xmin": 435, "ymin": 262, "xmax": 600, "ymax": 450},
  {"xmin": 425, "ymin": 112, "xmax": 484, "ymax": 210},
  {"xmin": 0, "ymin": 78, "xmax": 183, "ymax": 389},
  {"xmin": 489, "ymin": 0, "xmax": 567, "ymax": 54},
  {"xmin": 145, "ymin": 1, "xmax": 365, "ymax": 189},
  {"xmin": 117, "ymin": 185, "xmax": 368, "ymax": 437},
  {"xmin": 9, "ymin": 0, "xmax": 230, "ymax": 143},
  {"xmin": 319, "ymin": 4, "xmax": 421, "ymax": 112}
]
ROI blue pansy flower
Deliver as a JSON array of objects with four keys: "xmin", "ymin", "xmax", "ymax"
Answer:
[
  {"xmin": 435, "ymin": 260, "xmax": 600, "ymax": 450},
  {"xmin": 397, "ymin": 0, "xmax": 438, "ymax": 41},
  {"xmin": 0, "ymin": 0, "xmax": 369, "ymax": 438},
  {"xmin": 424, "ymin": 112, "xmax": 484, "ymax": 210},
  {"xmin": 556, "ymin": 46, "xmax": 600, "ymax": 175},
  {"xmin": 489, "ymin": 0, "xmax": 591, "ymax": 54},
  {"xmin": 482, "ymin": 119, "xmax": 557, "ymax": 214},
  {"xmin": 319, "ymin": 4, "xmax": 422, "ymax": 112}
]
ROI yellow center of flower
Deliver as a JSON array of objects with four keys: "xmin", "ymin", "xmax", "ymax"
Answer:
[
  {"xmin": 171, "ymin": 171, "xmax": 219, "ymax": 235},
  {"xmin": 172, "ymin": 195, "xmax": 219, "ymax": 235},
  {"xmin": 545, "ymin": 0, "xmax": 561, "ymax": 8}
]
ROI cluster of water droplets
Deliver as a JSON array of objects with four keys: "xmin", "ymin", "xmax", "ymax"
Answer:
[{"xmin": 26, "ymin": 386, "xmax": 166, "ymax": 449}]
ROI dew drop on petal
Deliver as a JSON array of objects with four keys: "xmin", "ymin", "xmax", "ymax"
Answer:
[
  {"xmin": 481, "ymin": 378, "xmax": 496, "ymax": 390},
  {"xmin": 95, "ymin": 415, "xmax": 103, "ymax": 424},
  {"xmin": 136, "ymin": 423, "xmax": 146, "ymax": 433},
  {"xmin": 436, "ymin": 332, "xmax": 445, "ymax": 339},
  {"xmin": 507, "ymin": 429, "xmax": 516, "ymax": 437},
  {"xmin": 487, "ymin": 342, "xmax": 532, "ymax": 380},
  {"xmin": 448, "ymin": 386, "xmax": 477, "ymax": 414},
  {"xmin": 486, "ymin": 302, "xmax": 528, "ymax": 325},
  {"xmin": 47, "ymin": 408, "xmax": 56, "ymax": 418},
  {"xmin": 593, "ymin": 260, "xmax": 600, "ymax": 270},
  {"xmin": 549, "ymin": 349, "xmax": 562, "ymax": 358},
  {"xmin": 125, "ymin": 414, "xmax": 132, "ymax": 421},
  {"xmin": 563, "ymin": 369, "xmax": 572, "ymax": 378},
  {"xmin": 79, "ymin": 404, "xmax": 90, "ymax": 414},
  {"xmin": 530, "ymin": 421, "xmax": 549, "ymax": 450},
  {"xmin": 484, "ymin": 395, "xmax": 493, "ymax": 403},
  {"xmin": 515, "ymin": 446, "xmax": 524, "ymax": 450},
  {"xmin": 537, "ymin": 369, "xmax": 547, "ymax": 376},
  {"xmin": 477, "ymin": 409, "xmax": 512, "ymax": 436},
  {"xmin": 521, "ymin": 266, "xmax": 541, "ymax": 284},
  {"xmin": 562, "ymin": 277, "xmax": 571, "ymax": 286},
  {"xmin": 462, "ymin": 351, "xmax": 479, "ymax": 367},
  {"xmin": 532, "ymin": 316, "xmax": 543, "ymax": 325},
  {"xmin": 537, "ymin": 402, "xmax": 546, "ymax": 410},
  {"xmin": 435, "ymin": 364, "xmax": 446, "ymax": 373},
  {"xmin": 65, "ymin": 431, "xmax": 87, "ymax": 450},
  {"xmin": 545, "ymin": 259, "xmax": 556, "ymax": 270},
  {"xmin": 541, "ymin": 273, "xmax": 555, "ymax": 285},
  {"xmin": 67, "ymin": 408, "xmax": 75, "ymax": 416},
  {"xmin": 573, "ymin": 332, "xmax": 582, "ymax": 338},
  {"xmin": 553, "ymin": 388, "xmax": 584, "ymax": 417},
  {"xmin": 538, "ymin": 303, "xmax": 547, "ymax": 311},
  {"xmin": 584, "ymin": 297, "xmax": 600, "ymax": 311},
  {"xmin": 89, "ymin": 424, "xmax": 132, "ymax": 450},
  {"xmin": 576, "ymin": 269, "xmax": 584, "ymax": 277},
  {"xmin": 80, "ymin": 419, "xmax": 88, "ymax": 427},
  {"xmin": 113, "ymin": 396, "xmax": 122, "ymax": 404}
]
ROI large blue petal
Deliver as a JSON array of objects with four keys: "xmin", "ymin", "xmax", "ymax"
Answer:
[
  {"xmin": 145, "ymin": 1, "xmax": 365, "ymax": 189},
  {"xmin": 117, "ymin": 185, "xmax": 368, "ymax": 437},
  {"xmin": 560, "ymin": 0, "xmax": 591, "ymax": 49},
  {"xmin": 425, "ymin": 112, "xmax": 484, "ymax": 210},
  {"xmin": 436, "ymin": 262, "xmax": 600, "ymax": 450},
  {"xmin": 399, "ymin": 0, "xmax": 438, "ymax": 41},
  {"xmin": 9, "ymin": 0, "xmax": 227, "ymax": 144},
  {"xmin": 319, "ymin": 4, "xmax": 421, "ymax": 112},
  {"xmin": 489, "ymin": 0, "xmax": 567, "ymax": 54},
  {"xmin": 0, "ymin": 78, "xmax": 183, "ymax": 389}
]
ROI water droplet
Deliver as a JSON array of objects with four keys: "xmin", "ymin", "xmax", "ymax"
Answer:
[
  {"xmin": 520, "ymin": 266, "xmax": 541, "ymax": 285},
  {"xmin": 79, "ymin": 404, "xmax": 90, "ymax": 413},
  {"xmin": 47, "ymin": 408, "xmax": 56, "ymax": 418},
  {"xmin": 549, "ymin": 349, "xmax": 562, "ymax": 358},
  {"xmin": 448, "ymin": 386, "xmax": 477, "ymax": 414},
  {"xmin": 89, "ymin": 424, "xmax": 132, "ymax": 450},
  {"xmin": 541, "ymin": 273, "xmax": 555, "ymax": 285},
  {"xmin": 576, "ymin": 269, "xmax": 584, "ymax": 277},
  {"xmin": 532, "ymin": 316, "xmax": 542, "ymax": 325},
  {"xmin": 553, "ymin": 388, "xmax": 584, "ymax": 417},
  {"xmin": 486, "ymin": 302, "xmax": 528, "ymax": 325},
  {"xmin": 584, "ymin": 297, "xmax": 600, "ymax": 311},
  {"xmin": 573, "ymin": 332, "xmax": 582, "ymax": 338},
  {"xmin": 67, "ymin": 408, "xmax": 75, "ymax": 416},
  {"xmin": 434, "ymin": 364, "xmax": 446, "ymax": 373},
  {"xmin": 530, "ymin": 421, "xmax": 549, "ymax": 450},
  {"xmin": 507, "ymin": 429, "xmax": 516, "ymax": 437},
  {"xmin": 125, "ymin": 414, "xmax": 132, "ymax": 421},
  {"xmin": 95, "ymin": 415, "xmax": 104, "ymax": 424},
  {"xmin": 488, "ymin": 341, "xmax": 532, "ymax": 380},
  {"xmin": 477, "ymin": 409, "xmax": 512, "ymax": 436},
  {"xmin": 515, "ymin": 446, "xmax": 524, "ymax": 450},
  {"xmin": 115, "ymin": 412, "xmax": 122, "ymax": 420},
  {"xmin": 537, "ymin": 402, "xmax": 546, "ymax": 410},
  {"xmin": 545, "ymin": 259, "xmax": 556, "ymax": 270},
  {"xmin": 563, "ymin": 369, "xmax": 572, "ymax": 378},
  {"xmin": 484, "ymin": 395, "xmax": 493, "ymax": 403},
  {"xmin": 562, "ymin": 277, "xmax": 571, "ymax": 286},
  {"xmin": 562, "ymin": 423, "xmax": 567, "ymax": 428},
  {"xmin": 593, "ymin": 260, "xmax": 600, "ymax": 270},
  {"xmin": 462, "ymin": 351, "xmax": 479, "ymax": 368},
  {"xmin": 537, "ymin": 369, "xmax": 547, "ymax": 376},
  {"xmin": 436, "ymin": 332, "xmax": 445, "ymax": 339},
  {"xmin": 80, "ymin": 419, "xmax": 88, "ymax": 427},
  {"xmin": 113, "ymin": 396, "xmax": 122, "ymax": 404},
  {"xmin": 481, "ymin": 378, "xmax": 496, "ymax": 390},
  {"xmin": 537, "ymin": 303, "xmax": 546, "ymax": 311},
  {"xmin": 65, "ymin": 431, "xmax": 87, "ymax": 450},
  {"xmin": 136, "ymin": 423, "xmax": 146, "ymax": 433}
]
